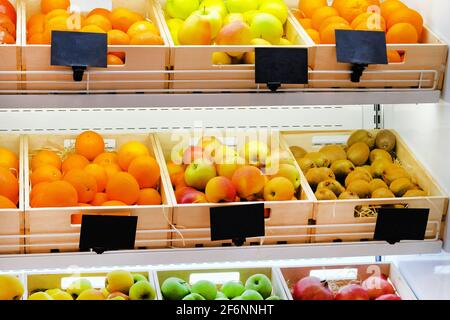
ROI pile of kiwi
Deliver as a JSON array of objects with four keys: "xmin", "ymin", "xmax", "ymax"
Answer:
[{"xmin": 290, "ymin": 129, "xmax": 428, "ymax": 201}]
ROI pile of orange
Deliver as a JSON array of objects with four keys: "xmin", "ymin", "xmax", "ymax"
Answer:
[
  {"xmin": 30, "ymin": 131, "xmax": 162, "ymax": 209},
  {"xmin": 26, "ymin": 0, "xmax": 164, "ymax": 65},
  {"xmin": 0, "ymin": 0, "xmax": 16, "ymax": 44},
  {"xmin": 295, "ymin": 0, "xmax": 423, "ymax": 62},
  {"xmin": 0, "ymin": 145, "xmax": 19, "ymax": 209}
]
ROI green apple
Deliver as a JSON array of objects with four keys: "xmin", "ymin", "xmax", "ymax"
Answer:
[
  {"xmin": 191, "ymin": 280, "xmax": 217, "ymax": 300},
  {"xmin": 223, "ymin": 13, "xmax": 244, "ymax": 25},
  {"xmin": 192, "ymin": 7, "xmax": 223, "ymax": 38},
  {"xmin": 166, "ymin": 0, "xmax": 199, "ymax": 20},
  {"xmin": 66, "ymin": 278, "xmax": 92, "ymax": 299},
  {"xmin": 178, "ymin": 14, "xmax": 213, "ymax": 45},
  {"xmin": 250, "ymin": 13, "xmax": 283, "ymax": 44},
  {"xmin": 243, "ymin": 10, "xmax": 259, "ymax": 24},
  {"xmin": 132, "ymin": 273, "xmax": 148, "ymax": 284},
  {"xmin": 221, "ymin": 281, "xmax": 245, "ymax": 299},
  {"xmin": 259, "ymin": 0, "xmax": 288, "ymax": 24},
  {"xmin": 232, "ymin": 296, "xmax": 243, "ymax": 300},
  {"xmin": 200, "ymin": 0, "xmax": 228, "ymax": 18},
  {"xmin": 28, "ymin": 292, "xmax": 54, "ymax": 300},
  {"xmin": 184, "ymin": 159, "xmax": 217, "ymax": 190},
  {"xmin": 251, "ymin": 38, "xmax": 272, "ymax": 45},
  {"xmin": 0, "ymin": 275, "xmax": 24, "ymax": 300},
  {"xmin": 215, "ymin": 291, "xmax": 228, "ymax": 299},
  {"xmin": 76, "ymin": 289, "xmax": 105, "ymax": 300},
  {"xmin": 245, "ymin": 274, "xmax": 273, "ymax": 299},
  {"xmin": 182, "ymin": 293, "xmax": 206, "ymax": 300},
  {"xmin": 273, "ymin": 163, "xmax": 301, "ymax": 189},
  {"xmin": 109, "ymin": 296, "xmax": 126, "ymax": 300},
  {"xmin": 167, "ymin": 18, "xmax": 184, "ymax": 45},
  {"xmin": 226, "ymin": 0, "xmax": 258, "ymax": 13},
  {"xmin": 129, "ymin": 280, "xmax": 156, "ymax": 300},
  {"xmin": 278, "ymin": 38, "xmax": 292, "ymax": 45},
  {"xmin": 241, "ymin": 289, "xmax": 264, "ymax": 300},
  {"xmin": 106, "ymin": 270, "xmax": 134, "ymax": 294},
  {"xmin": 161, "ymin": 277, "xmax": 191, "ymax": 300},
  {"xmin": 266, "ymin": 295, "xmax": 281, "ymax": 300}
]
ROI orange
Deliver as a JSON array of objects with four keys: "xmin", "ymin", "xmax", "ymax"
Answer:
[
  {"xmin": 306, "ymin": 28, "xmax": 321, "ymax": 44},
  {"xmin": 109, "ymin": 51, "xmax": 125, "ymax": 61},
  {"xmin": 31, "ymin": 180, "xmax": 78, "ymax": 208},
  {"xmin": 90, "ymin": 192, "xmax": 108, "ymax": 206},
  {"xmin": 87, "ymin": 8, "xmax": 112, "ymax": 20},
  {"xmin": 117, "ymin": 141, "xmax": 149, "ymax": 171},
  {"xmin": 298, "ymin": 0, "xmax": 328, "ymax": 18},
  {"xmin": 127, "ymin": 155, "xmax": 160, "ymax": 189},
  {"xmin": 61, "ymin": 154, "xmax": 89, "ymax": 173},
  {"xmin": 85, "ymin": 14, "xmax": 112, "ymax": 32},
  {"xmin": 0, "ymin": 147, "xmax": 19, "ymax": 175},
  {"xmin": 27, "ymin": 13, "xmax": 45, "ymax": 30},
  {"xmin": 103, "ymin": 163, "xmax": 122, "ymax": 180},
  {"xmin": 137, "ymin": 188, "xmax": 162, "ymax": 205},
  {"xmin": 30, "ymin": 165, "xmax": 62, "ymax": 186},
  {"xmin": 31, "ymin": 150, "xmax": 61, "ymax": 171},
  {"xmin": 63, "ymin": 169, "xmax": 98, "ymax": 203},
  {"xmin": 319, "ymin": 15, "xmax": 349, "ymax": 33},
  {"xmin": 387, "ymin": 8, "xmax": 423, "ymax": 36},
  {"xmin": 78, "ymin": 203, "xmax": 91, "ymax": 207},
  {"xmin": 351, "ymin": 12, "xmax": 385, "ymax": 30},
  {"xmin": 43, "ymin": 15, "xmax": 68, "ymax": 43},
  {"xmin": 386, "ymin": 22, "xmax": 418, "ymax": 43},
  {"xmin": 387, "ymin": 49, "xmax": 402, "ymax": 63},
  {"xmin": 166, "ymin": 161, "xmax": 185, "ymax": 180},
  {"xmin": 45, "ymin": 9, "xmax": 69, "ymax": 23},
  {"xmin": 110, "ymin": 8, "xmax": 144, "ymax": 33},
  {"xmin": 101, "ymin": 200, "xmax": 127, "ymax": 206},
  {"xmin": 81, "ymin": 24, "xmax": 106, "ymax": 33},
  {"xmin": 41, "ymin": 0, "xmax": 70, "ymax": 14},
  {"xmin": 94, "ymin": 152, "xmax": 118, "ymax": 166},
  {"xmin": 298, "ymin": 18, "xmax": 312, "ymax": 29},
  {"xmin": 28, "ymin": 23, "xmax": 45, "ymax": 37},
  {"xmin": 107, "ymin": 29, "xmax": 130, "ymax": 45},
  {"xmin": 0, "ymin": 13, "xmax": 15, "ymax": 36},
  {"xmin": 0, "ymin": 195, "xmax": 16, "ymax": 208},
  {"xmin": 71, "ymin": 213, "xmax": 82, "ymax": 224},
  {"xmin": 30, "ymin": 181, "xmax": 50, "ymax": 201},
  {"xmin": 66, "ymin": 13, "xmax": 86, "ymax": 31},
  {"xmin": 334, "ymin": 0, "xmax": 371, "ymax": 22},
  {"xmin": 0, "ymin": 167, "xmax": 18, "ymax": 204},
  {"xmin": 28, "ymin": 32, "xmax": 47, "ymax": 44},
  {"xmin": 105, "ymin": 172, "xmax": 140, "ymax": 205},
  {"xmin": 380, "ymin": 0, "xmax": 407, "ymax": 20},
  {"xmin": 127, "ymin": 21, "xmax": 159, "ymax": 38},
  {"xmin": 292, "ymin": 8, "xmax": 305, "ymax": 20},
  {"xmin": 84, "ymin": 163, "xmax": 107, "ymax": 192},
  {"xmin": 320, "ymin": 22, "xmax": 351, "ymax": 44},
  {"xmin": 107, "ymin": 54, "xmax": 124, "ymax": 65},
  {"xmin": 171, "ymin": 171, "xmax": 187, "ymax": 190},
  {"xmin": 130, "ymin": 31, "xmax": 164, "ymax": 45},
  {"xmin": 311, "ymin": 6, "xmax": 339, "ymax": 30},
  {"xmin": 75, "ymin": 130, "xmax": 105, "ymax": 161}
]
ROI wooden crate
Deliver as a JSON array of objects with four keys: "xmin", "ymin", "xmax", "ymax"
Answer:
[
  {"xmin": 21, "ymin": 0, "xmax": 170, "ymax": 92},
  {"xmin": 157, "ymin": 1, "xmax": 311, "ymax": 91},
  {"xmin": 278, "ymin": 262, "xmax": 416, "ymax": 300},
  {"xmin": 154, "ymin": 131, "xmax": 315, "ymax": 248},
  {"xmin": 0, "ymin": 0, "xmax": 21, "ymax": 91},
  {"xmin": 25, "ymin": 269, "xmax": 158, "ymax": 299},
  {"xmin": 289, "ymin": 7, "xmax": 448, "ymax": 89},
  {"xmin": 24, "ymin": 133, "xmax": 173, "ymax": 253},
  {"xmin": 155, "ymin": 267, "xmax": 288, "ymax": 300},
  {"xmin": 0, "ymin": 134, "xmax": 24, "ymax": 254},
  {"xmin": 282, "ymin": 130, "xmax": 449, "ymax": 243}
]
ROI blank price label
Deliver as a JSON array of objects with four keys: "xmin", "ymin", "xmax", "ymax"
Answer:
[{"xmin": 70, "ymin": 0, "xmax": 112, "ymax": 13}]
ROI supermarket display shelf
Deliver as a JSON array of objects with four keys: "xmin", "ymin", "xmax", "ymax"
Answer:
[{"xmin": 0, "ymin": 241, "xmax": 442, "ymax": 271}]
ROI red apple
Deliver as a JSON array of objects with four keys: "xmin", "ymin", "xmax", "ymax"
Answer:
[
  {"xmin": 376, "ymin": 294, "xmax": 402, "ymax": 300},
  {"xmin": 335, "ymin": 284, "xmax": 369, "ymax": 300},
  {"xmin": 182, "ymin": 146, "xmax": 205, "ymax": 164},
  {"xmin": 362, "ymin": 276, "xmax": 395, "ymax": 299},
  {"xmin": 292, "ymin": 276, "xmax": 334, "ymax": 300},
  {"xmin": 175, "ymin": 187, "xmax": 198, "ymax": 203},
  {"xmin": 180, "ymin": 190, "xmax": 208, "ymax": 204}
]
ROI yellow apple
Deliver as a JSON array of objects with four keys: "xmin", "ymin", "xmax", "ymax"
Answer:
[
  {"xmin": 106, "ymin": 270, "xmax": 134, "ymax": 294},
  {"xmin": 212, "ymin": 52, "xmax": 232, "ymax": 65},
  {"xmin": 28, "ymin": 292, "xmax": 53, "ymax": 300},
  {"xmin": 0, "ymin": 275, "xmax": 24, "ymax": 300},
  {"xmin": 76, "ymin": 289, "xmax": 105, "ymax": 300}
]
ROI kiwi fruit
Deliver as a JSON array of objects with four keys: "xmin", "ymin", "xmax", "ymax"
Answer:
[
  {"xmin": 390, "ymin": 177, "xmax": 415, "ymax": 197},
  {"xmin": 319, "ymin": 145, "xmax": 347, "ymax": 164},
  {"xmin": 339, "ymin": 191, "xmax": 360, "ymax": 200},
  {"xmin": 315, "ymin": 188, "xmax": 338, "ymax": 200},
  {"xmin": 347, "ymin": 180, "xmax": 371, "ymax": 198},
  {"xmin": 382, "ymin": 164, "xmax": 410, "ymax": 185},
  {"xmin": 317, "ymin": 179, "xmax": 345, "ymax": 196},
  {"xmin": 296, "ymin": 158, "xmax": 316, "ymax": 174},
  {"xmin": 345, "ymin": 170, "xmax": 372, "ymax": 187},
  {"xmin": 290, "ymin": 146, "xmax": 307, "ymax": 159},
  {"xmin": 375, "ymin": 130, "xmax": 396, "ymax": 152},
  {"xmin": 403, "ymin": 189, "xmax": 428, "ymax": 197},
  {"xmin": 369, "ymin": 179, "xmax": 389, "ymax": 193},
  {"xmin": 371, "ymin": 188, "xmax": 396, "ymax": 199},
  {"xmin": 331, "ymin": 159, "xmax": 355, "ymax": 180},
  {"xmin": 347, "ymin": 129, "xmax": 376, "ymax": 149},
  {"xmin": 304, "ymin": 152, "xmax": 330, "ymax": 168},
  {"xmin": 370, "ymin": 149, "xmax": 393, "ymax": 163},
  {"xmin": 306, "ymin": 167, "xmax": 336, "ymax": 189},
  {"xmin": 371, "ymin": 158, "xmax": 392, "ymax": 178},
  {"xmin": 347, "ymin": 142, "xmax": 370, "ymax": 166}
]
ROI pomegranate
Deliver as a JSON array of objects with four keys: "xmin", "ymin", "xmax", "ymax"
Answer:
[
  {"xmin": 376, "ymin": 294, "xmax": 402, "ymax": 300},
  {"xmin": 335, "ymin": 284, "xmax": 369, "ymax": 300},
  {"xmin": 292, "ymin": 276, "xmax": 334, "ymax": 300},
  {"xmin": 362, "ymin": 276, "xmax": 395, "ymax": 299}
]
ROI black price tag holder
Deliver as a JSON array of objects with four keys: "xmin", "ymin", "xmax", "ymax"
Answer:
[
  {"xmin": 210, "ymin": 203, "xmax": 265, "ymax": 246},
  {"xmin": 255, "ymin": 47, "xmax": 308, "ymax": 92},
  {"xmin": 79, "ymin": 215, "xmax": 138, "ymax": 254},
  {"xmin": 51, "ymin": 31, "xmax": 107, "ymax": 82},
  {"xmin": 374, "ymin": 208, "xmax": 429, "ymax": 245},
  {"xmin": 335, "ymin": 30, "xmax": 388, "ymax": 83}
]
